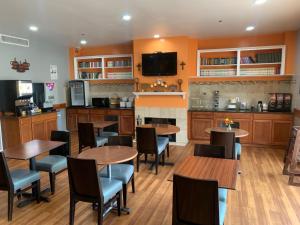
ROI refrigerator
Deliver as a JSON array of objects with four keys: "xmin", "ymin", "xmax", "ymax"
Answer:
[{"xmin": 69, "ymin": 80, "xmax": 90, "ymax": 107}]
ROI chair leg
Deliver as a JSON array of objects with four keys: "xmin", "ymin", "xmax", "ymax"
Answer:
[
  {"xmin": 155, "ymin": 154, "xmax": 159, "ymax": 175},
  {"xmin": 162, "ymin": 151, "xmax": 165, "ymax": 166},
  {"xmin": 167, "ymin": 144, "xmax": 170, "ymax": 157},
  {"xmin": 16, "ymin": 190, "xmax": 21, "ymax": 201},
  {"xmin": 131, "ymin": 174, "xmax": 135, "ymax": 193},
  {"xmin": 117, "ymin": 192, "xmax": 121, "ymax": 216},
  {"xmin": 122, "ymin": 184, "xmax": 127, "ymax": 208},
  {"xmin": 145, "ymin": 154, "xmax": 148, "ymax": 163},
  {"xmin": 97, "ymin": 202, "xmax": 103, "ymax": 225},
  {"xmin": 137, "ymin": 154, "xmax": 140, "ymax": 172},
  {"xmin": 69, "ymin": 197, "xmax": 76, "ymax": 225},
  {"xmin": 49, "ymin": 172, "xmax": 56, "ymax": 195},
  {"xmin": 35, "ymin": 180, "xmax": 41, "ymax": 203},
  {"xmin": 8, "ymin": 191, "xmax": 14, "ymax": 221}
]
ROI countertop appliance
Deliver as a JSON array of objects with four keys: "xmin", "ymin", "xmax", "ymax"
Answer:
[
  {"xmin": 33, "ymin": 82, "xmax": 56, "ymax": 112},
  {"xmin": 0, "ymin": 80, "xmax": 33, "ymax": 114},
  {"xmin": 69, "ymin": 80, "xmax": 90, "ymax": 107},
  {"xmin": 92, "ymin": 98, "xmax": 110, "ymax": 108},
  {"xmin": 268, "ymin": 93, "xmax": 292, "ymax": 112}
]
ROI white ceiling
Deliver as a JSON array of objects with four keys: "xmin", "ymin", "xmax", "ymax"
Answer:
[{"xmin": 0, "ymin": 0, "xmax": 300, "ymax": 47}]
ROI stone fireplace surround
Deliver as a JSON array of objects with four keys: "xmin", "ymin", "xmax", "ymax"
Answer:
[{"xmin": 135, "ymin": 106, "xmax": 188, "ymax": 145}]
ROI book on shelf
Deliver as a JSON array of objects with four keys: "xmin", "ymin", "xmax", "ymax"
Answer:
[
  {"xmin": 255, "ymin": 52, "xmax": 281, "ymax": 63},
  {"xmin": 240, "ymin": 56, "xmax": 255, "ymax": 64},
  {"xmin": 106, "ymin": 72, "xmax": 133, "ymax": 79},
  {"xmin": 201, "ymin": 57, "xmax": 237, "ymax": 65},
  {"xmin": 240, "ymin": 67, "xmax": 277, "ymax": 76},
  {"xmin": 106, "ymin": 59, "xmax": 132, "ymax": 68},
  {"xmin": 79, "ymin": 72, "xmax": 102, "ymax": 79},
  {"xmin": 200, "ymin": 69, "xmax": 236, "ymax": 76},
  {"xmin": 78, "ymin": 61, "xmax": 102, "ymax": 68}
]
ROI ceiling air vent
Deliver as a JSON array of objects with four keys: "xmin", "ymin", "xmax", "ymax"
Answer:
[{"xmin": 0, "ymin": 34, "xmax": 29, "ymax": 47}]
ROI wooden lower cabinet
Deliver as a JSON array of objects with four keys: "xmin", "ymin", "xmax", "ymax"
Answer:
[
  {"xmin": 67, "ymin": 108, "xmax": 135, "ymax": 136},
  {"xmin": 252, "ymin": 120, "xmax": 272, "ymax": 145},
  {"xmin": 191, "ymin": 118, "xmax": 213, "ymax": 140},
  {"xmin": 189, "ymin": 111, "xmax": 293, "ymax": 146},
  {"xmin": 1, "ymin": 112, "xmax": 57, "ymax": 148},
  {"xmin": 272, "ymin": 120, "xmax": 293, "ymax": 145}
]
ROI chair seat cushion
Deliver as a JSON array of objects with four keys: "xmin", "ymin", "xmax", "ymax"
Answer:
[
  {"xmin": 218, "ymin": 188, "xmax": 228, "ymax": 202},
  {"xmin": 99, "ymin": 164, "xmax": 134, "ymax": 184},
  {"xmin": 157, "ymin": 137, "xmax": 169, "ymax": 154},
  {"xmin": 235, "ymin": 143, "xmax": 242, "ymax": 158},
  {"xmin": 36, "ymin": 155, "xmax": 67, "ymax": 173},
  {"xmin": 99, "ymin": 177, "xmax": 122, "ymax": 203},
  {"xmin": 11, "ymin": 169, "xmax": 40, "ymax": 192},
  {"xmin": 101, "ymin": 131, "xmax": 118, "ymax": 137},
  {"xmin": 96, "ymin": 136, "xmax": 108, "ymax": 147},
  {"xmin": 219, "ymin": 200, "xmax": 227, "ymax": 225}
]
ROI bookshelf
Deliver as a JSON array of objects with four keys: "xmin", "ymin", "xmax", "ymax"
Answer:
[
  {"xmin": 197, "ymin": 45, "xmax": 286, "ymax": 77},
  {"xmin": 74, "ymin": 54, "xmax": 133, "ymax": 82}
]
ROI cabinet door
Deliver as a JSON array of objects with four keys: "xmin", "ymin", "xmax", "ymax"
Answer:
[
  {"xmin": 67, "ymin": 113, "xmax": 78, "ymax": 131},
  {"xmin": 191, "ymin": 118, "xmax": 214, "ymax": 140},
  {"xmin": 90, "ymin": 114, "xmax": 105, "ymax": 122},
  {"xmin": 46, "ymin": 119, "xmax": 58, "ymax": 140},
  {"xmin": 19, "ymin": 118, "xmax": 32, "ymax": 143},
  {"xmin": 272, "ymin": 120, "xmax": 293, "ymax": 145},
  {"xmin": 252, "ymin": 120, "xmax": 272, "ymax": 145},
  {"xmin": 120, "ymin": 115, "xmax": 134, "ymax": 135},
  {"xmin": 77, "ymin": 113, "xmax": 89, "ymax": 123},
  {"xmin": 234, "ymin": 119, "xmax": 252, "ymax": 144},
  {"xmin": 32, "ymin": 121, "xmax": 47, "ymax": 140}
]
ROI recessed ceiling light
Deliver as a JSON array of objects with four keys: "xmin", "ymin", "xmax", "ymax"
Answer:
[
  {"xmin": 29, "ymin": 25, "xmax": 38, "ymax": 31},
  {"xmin": 246, "ymin": 26, "xmax": 255, "ymax": 31},
  {"xmin": 122, "ymin": 14, "xmax": 131, "ymax": 21},
  {"xmin": 154, "ymin": 34, "xmax": 160, "ymax": 39},
  {"xmin": 80, "ymin": 39, "xmax": 87, "ymax": 45},
  {"xmin": 254, "ymin": 0, "xmax": 267, "ymax": 5}
]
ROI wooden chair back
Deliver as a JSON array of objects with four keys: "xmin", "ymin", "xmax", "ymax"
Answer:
[
  {"xmin": 0, "ymin": 152, "xmax": 13, "ymax": 191},
  {"xmin": 104, "ymin": 115, "xmax": 119, "ymax": 133},
  {"xmin": 50, "ymin": 130, "xmax": 71, "ymax": 156},
  {"xmin": 194, "ymin": 144, "xmax": 225, "ymax": 158},
  {"xmin": 136, "ymin": 127, "xmax": 158, "ymax": 154},
  {"xmin": 108, "ymin": 135, "xmax": 133, "ymax": 147},
  {"xmin": 221, "ymin": 121, "xmax": 240, "ymax": 143},
  {"xmin": 173, "ymin": 175, "xmax": 219, "ymax": 225},
  {"xmin": 210, "ymin": 131, "xmax": 235, "ymax": 159},
  {"xmin": 78, "ymin": 123, "xmax": 96, "ymax": 150},
  {"xmin": 67, "ymin": 157, "xmax": 102, "ymax": 203}
]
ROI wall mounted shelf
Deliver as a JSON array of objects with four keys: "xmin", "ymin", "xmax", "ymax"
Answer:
[{"xmin": 133, "ymin": 92, "xmax": 186, "ymax": 99}]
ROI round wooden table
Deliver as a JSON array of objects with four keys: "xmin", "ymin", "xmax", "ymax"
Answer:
[
  {"xmin": 78, "ymin": 146, "xmax": 138, "ymax": 178},
  {"xmin": 137, "ymin": 124, "xmax": 180, "ymax": 135},
  {"xmin": 205, "ymin": 127, "xmax": 249, "ymax": 138}
]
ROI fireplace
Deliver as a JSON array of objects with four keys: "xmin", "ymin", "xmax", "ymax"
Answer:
[{"xmin": 144, "ymin": 117, "xmax": 176, "ymax": 142}]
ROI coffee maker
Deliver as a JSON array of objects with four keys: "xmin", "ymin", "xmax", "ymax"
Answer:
[{"xmin": 268, "ymin": 93, "xmax": 292, "ymax": 112}]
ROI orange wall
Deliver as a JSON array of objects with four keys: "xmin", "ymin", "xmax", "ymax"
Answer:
[
  {"xmin": 69, "ymin": 42, "xmax": 132, "ymax": 79},
  {"xmin": 133, "ymin": 36, "xmax": 197, "ymax": 108}
]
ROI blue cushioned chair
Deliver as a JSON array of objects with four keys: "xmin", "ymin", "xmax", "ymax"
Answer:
[
  {"xmin": 67, "ymin": 157, "xmax": 122, "ymax": 225},
  {"xmin": 101, "ymin": 115, "xmax": 119, "ymax": 137},
  {"xmin": 36, "ymin": 130, "xmax": 70, "ymax": 195},
  {"xmin": 173, "ymin": 175, "xmax": 227, "ymax": 225},
  {"xmin": 136, "ymin": 127, "xmax": 168, "ymax": 175},
  {"xmin": 78, "ymin": 123, "xmax": 108, "ymax": 153},
  {"xmin": 0, "ymin": 152, "xmax": 40, "ymax": 221},
  {"xmin": 194, "ymin": 144, "xmax": 228, "ymax": 203},
  {"xmin": 99, "ymin": 135, "xmax": 135, "ymax": 208}
]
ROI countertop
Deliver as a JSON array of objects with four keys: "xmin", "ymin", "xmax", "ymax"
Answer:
[
  {"xmin": 67, "ymin": 106, "xmax": 134, "ymax": 110},
  {"xmin": 188, "ymin": 108, "xmax": 293, "ymax": 114},
  {"xmin": 0, "ymin": 110, "xmax": 57, "ymax": 119}
]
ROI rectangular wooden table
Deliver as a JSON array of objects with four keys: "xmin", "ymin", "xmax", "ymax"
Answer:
[
  {"xmin": 173, "ymin": 156, "xmax": 239, "ymax": 190},
  {"xmin": 4, "ymin": 140, "xmax": 66, "ymax": 206},
  {"xmin": 92, "ymin": 121, "xmax": 118, "ymax": 129}
]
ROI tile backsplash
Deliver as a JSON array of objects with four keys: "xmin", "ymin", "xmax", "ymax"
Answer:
[
  {"xmin": 89, "ymin": 84, "xmax": 134, "ymax": 99},
  {"xmin": 189, "ymin": 81, "xmax": 292, "ymax": 109}
]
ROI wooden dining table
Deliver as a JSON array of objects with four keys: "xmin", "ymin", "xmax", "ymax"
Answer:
[
  {"xmin": 92, "ymin": 121, "xmax": 118, "ymax": 135},
  {"xmin": 78, "ymin": 146, "xmax": 137, "ymax": 179},
  {"xmin": 173, "ymin": 156, "xmax": 239, "ymax": 189},
  {"xmin": 137, "ymin": 124, "xmax": 180, "ymax": 135},
  {"xmin": 4, "ymin": 140, "xmax": 66, "ymax": 206},
  {"xmin": 205, "ymin": 127, "xmax": 249, "ymax": 138}
]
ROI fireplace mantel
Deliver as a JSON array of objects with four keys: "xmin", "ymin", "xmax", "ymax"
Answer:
[{"xmin": 133, "ymin": 92, "xmax": 186, "ymax": 99}]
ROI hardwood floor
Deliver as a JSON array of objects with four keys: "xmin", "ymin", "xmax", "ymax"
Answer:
[{"xmin": 1, "ymin": 134, "xmax": 300, "ymax": 225}]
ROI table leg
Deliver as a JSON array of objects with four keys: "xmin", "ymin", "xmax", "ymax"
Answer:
[{"xmin": 107, "ymin": 165, "xmax": 112, "ymax": 179}]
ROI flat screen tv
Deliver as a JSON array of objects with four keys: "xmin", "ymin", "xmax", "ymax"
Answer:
[{"xmin": 142, "ymin": 52, "xmax": 177, "ymax": 76}]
